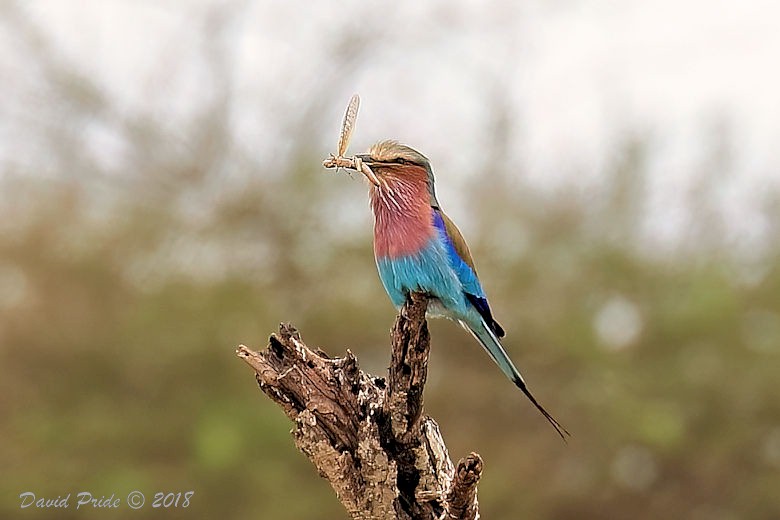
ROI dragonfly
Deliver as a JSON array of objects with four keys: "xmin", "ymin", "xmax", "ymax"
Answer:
[{"xmin": 322, "ymin": 94, "xmax": 382, "ymax": 187}]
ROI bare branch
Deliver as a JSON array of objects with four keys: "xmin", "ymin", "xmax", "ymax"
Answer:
[
  {"xmin": 236, "ymin": 295, "xmax": 482, "ymax": 519},
  {"xmin": 447, "ymin": 454, "xmax": 483, "ymax": 520}
]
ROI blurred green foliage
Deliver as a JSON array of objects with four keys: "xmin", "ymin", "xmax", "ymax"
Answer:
[{"xmin": 1, "ymin": 146, "xmax": 778, "ymax": 519}]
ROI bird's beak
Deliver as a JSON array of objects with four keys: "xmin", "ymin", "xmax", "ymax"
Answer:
[{"xmin": 354, "ymin": 154, "xmax": 381, "ymax": 187}]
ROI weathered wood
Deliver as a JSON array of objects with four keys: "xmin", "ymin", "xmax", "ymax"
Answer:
[
  {"xmin": 447, "ymin": 453, "xmax": 483, "ymax": 520},
  {"xmin": 236, "ymin": 295, "xmax": 481, "ymax": 519}
]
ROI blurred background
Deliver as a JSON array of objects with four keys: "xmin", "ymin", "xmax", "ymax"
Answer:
[{"xmin": 1, "ymin": 1, "xmax": 779, "ymax": 518}]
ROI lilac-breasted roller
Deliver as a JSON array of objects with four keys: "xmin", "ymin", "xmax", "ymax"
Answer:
[{"xmin": 352, "ymin": 140, "xmax": 568, "ymax": 439}]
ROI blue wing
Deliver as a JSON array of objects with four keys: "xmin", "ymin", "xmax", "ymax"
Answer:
[{"xmin": 432, "ymin": 209, "xmax": 505, "ymax": 337}]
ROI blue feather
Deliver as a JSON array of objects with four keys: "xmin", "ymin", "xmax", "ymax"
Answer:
[
  {"xmin": 376, "ymin": 238, "xmax": 468, "ymax": 315},
  {"xmin": 432, "ymin": 210, "xmax": 505, "ymax": 337},
  {"xmin": 465, "ymin": 318, "xmax": 569, "ymax": 439},
  {"xmin": 432, "ymin": 211, "xmax": 484, "ymax": 297}
]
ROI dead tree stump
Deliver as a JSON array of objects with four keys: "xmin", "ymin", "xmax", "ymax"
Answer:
[{"xmin": 236, "ymin": 293, "xmax": 482, "ymax": 519}]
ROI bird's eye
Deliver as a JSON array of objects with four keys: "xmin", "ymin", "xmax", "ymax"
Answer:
[{"xmin": 395, "ymin": 158, "xmax": 407, "ymax": 165}]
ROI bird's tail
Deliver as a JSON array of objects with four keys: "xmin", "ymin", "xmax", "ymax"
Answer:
[{"xmin": 462, "ymin": 319, "xmax": 570, "ymax": 440}]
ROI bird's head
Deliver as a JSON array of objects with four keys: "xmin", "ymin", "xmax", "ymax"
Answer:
[{"xmin": 355, "ymin": 140, "xmax": 440, "ymax": 209}]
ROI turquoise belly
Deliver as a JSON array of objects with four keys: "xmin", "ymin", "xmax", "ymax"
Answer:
[{"xmin": 375, "ymin": 239, "xmax": 470, "ymax": 318}]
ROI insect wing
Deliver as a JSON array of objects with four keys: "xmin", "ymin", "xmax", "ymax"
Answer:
[{"xmin": 337, "ymin": 94, "xmax": 360, "ymax": 157}]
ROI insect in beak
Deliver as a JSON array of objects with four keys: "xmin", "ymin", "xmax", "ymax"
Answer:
[
  {"xmin": 322, "ymin": 94, "xmax": 390, "ymax": 193},
  {"xmin": 322, "ymin": 94, "xmax": 361, "ymax": 172}
]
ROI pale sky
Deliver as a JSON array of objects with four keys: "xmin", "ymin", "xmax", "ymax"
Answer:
[{"xmin": 3, "ymin": 0, "xmax": 779, "ymax": 252}]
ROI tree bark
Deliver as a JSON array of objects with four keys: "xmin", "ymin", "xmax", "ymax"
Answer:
[{"xmin": 236, "ymin": 293, "xmax": 482, "ymax": 519}]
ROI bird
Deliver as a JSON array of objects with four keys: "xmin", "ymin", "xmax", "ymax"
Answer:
[{"xmin": 351, "ymin": 139, "xmax": 569, "ymax": 439}]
